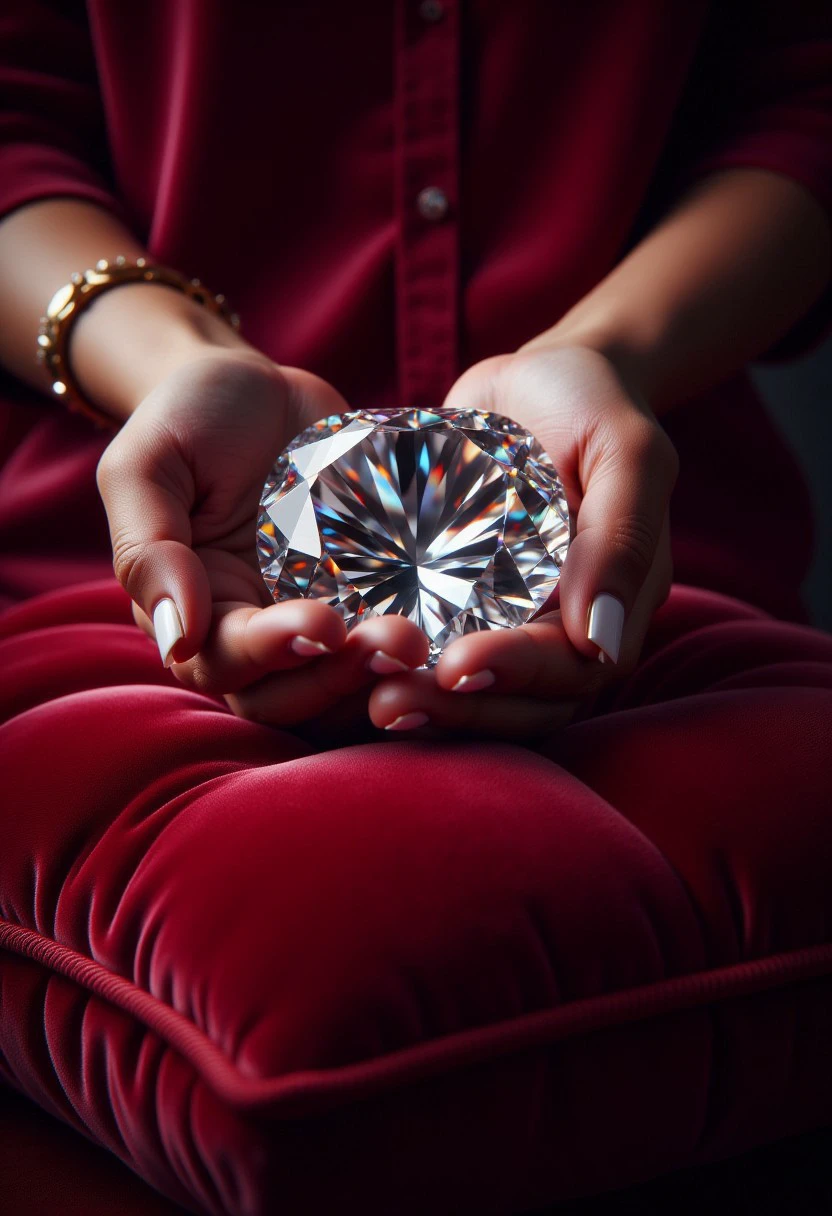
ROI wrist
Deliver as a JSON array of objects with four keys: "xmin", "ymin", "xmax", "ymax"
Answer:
[
  {"xmin": 517, "ymin": 313, "xmax": 659, "ymax": 414},
  {"xmin": 70, "ymin": 280, "xmax": 254, "ymax": 423}
]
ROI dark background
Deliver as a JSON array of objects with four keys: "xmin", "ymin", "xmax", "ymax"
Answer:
[{"xmin": 752, "ymin": 338, "xmax": 832, "ymax": 633}]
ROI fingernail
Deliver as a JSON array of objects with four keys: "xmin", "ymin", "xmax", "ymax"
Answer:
[
  {"xmin": 290, "ymin": 635, "xmax": 333, "ymax": 658},
  {"xmin": 587, "ymin": 592, "xmax": 625, "ymax": 664},
  {"xmin": 368, "ymin": 650, "xmax": 410, "ymax": 674},
  {"xmin": 451, "ymin": 669, "xmax": 496, "ymax": 693},
  {"xmin": 384, "ymin": 711, "xmax": 429, "ymax": 731},
  {"xmin": 154, "ymin": 597, "xmax": 183, "ymax": 668}
]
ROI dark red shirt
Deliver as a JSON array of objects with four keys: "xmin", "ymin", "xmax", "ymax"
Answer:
[{"xmin": 0, "ymin": 0, "xmax": 831, "ymax": 618}]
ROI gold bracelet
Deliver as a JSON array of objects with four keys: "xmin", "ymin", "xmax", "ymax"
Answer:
[{"xmin": 36, "ymin": 256, "xmax": 241, "ymax": 432}]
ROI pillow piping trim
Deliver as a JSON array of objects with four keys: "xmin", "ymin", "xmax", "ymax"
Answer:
[{"xmin": 1, "ymin": 917, "xmax": 831, "ymax": 1117}]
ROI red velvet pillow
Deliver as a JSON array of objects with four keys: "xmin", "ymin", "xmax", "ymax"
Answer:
[{"xmin": 2, "ymin": 569, "xmax": 832, "ymax": 1215}]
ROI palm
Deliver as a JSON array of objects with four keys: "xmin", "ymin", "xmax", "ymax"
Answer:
[
  {"xmin": 98, "ymin": 350, "xmax": 430, "ymax": 726},
  {"xmin": 364, "ymin": 346, "xmax": 677, "ymax": 739},
  {"xmin": 138, "ymin": 355, "xmax": 350, "ymax": 613}
]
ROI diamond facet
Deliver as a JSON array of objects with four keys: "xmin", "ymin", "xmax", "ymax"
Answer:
[{"xmin": 257, "ymin": 407, "xmax": 571, "ymax": 665}]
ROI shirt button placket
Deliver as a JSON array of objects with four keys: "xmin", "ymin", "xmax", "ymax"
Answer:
[
  {"xmin": 394, "ymin": 0, "xmax": 460, "ymax": 409},
  {"xmin": 418, "ymin": 0, "xmax": 445, "ymax": 23},
  {"xmin": 416, "ymin": 186, "xmax": 449, "ymax": 221}
]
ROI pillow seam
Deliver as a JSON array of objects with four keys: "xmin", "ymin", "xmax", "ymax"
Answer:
[{"xmin": 1, "ymin": 915, "xmax": 831, "ymax": 1115}]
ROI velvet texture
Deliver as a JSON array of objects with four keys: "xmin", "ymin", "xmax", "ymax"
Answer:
[
  {"xmin": 2, "ymin": 3, "xmax": 832, "ymax": 397},
  {"xmin": 1, "ymin": 397, "xmax": 832, "ymax": 1215},
  {"xmin": 2, "ymin": 2, "xmax": 832, "ymax": 1213}
]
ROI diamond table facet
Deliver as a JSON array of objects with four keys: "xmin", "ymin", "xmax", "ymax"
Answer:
[{"xmin": 257, "ymin": 407, "xmax": 571, "ymax": 666}]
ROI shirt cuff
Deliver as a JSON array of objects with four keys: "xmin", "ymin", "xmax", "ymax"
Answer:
[{"xmin": 0, "ymin": 142, "xmax": 128, "ymax": 231}]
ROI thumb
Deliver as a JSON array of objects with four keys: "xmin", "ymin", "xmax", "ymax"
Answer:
[
  {"xmin": 441, "ymin": 355, "xmax": 507, "ymax": 413},
  {"xmin": 96, "ymin": 429, "xmax": 212, "ymax": 667},
  {"xmin": 557, "ymin": 415, "xmax": 678, "ymax": 666}
]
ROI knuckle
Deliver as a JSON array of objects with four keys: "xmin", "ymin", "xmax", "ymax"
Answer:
[
  {"xmin": 634, "ymin": 420, "xmax": 679, "ymax": 487},
  {"xmin": 95, "ymin": 448, "xmax": 119, "ymax": 494},
  {"xmin": 95, "ymin": 437, "xmax": 132, "ymax": 485},
  {"xmin": 607, "ymin": 513, "xmax": 657, "ymax": 579},
  {"xmin": 191, "ymin": 667, "xmax": 224, "ymax": 696},
  {"xmin": 175, "ymin": 656, "xmax": 224, "ymax": 696},
  {"xmin": 110, "ymin": 532, "xmax": 147, "ymax": 597}
]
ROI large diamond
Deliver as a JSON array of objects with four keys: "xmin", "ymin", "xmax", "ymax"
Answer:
[{"xmin": 256, "ymin": 407, "xmax": 571, "ymax": 665}]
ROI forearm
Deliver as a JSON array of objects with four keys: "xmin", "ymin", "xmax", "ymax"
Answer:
[
  {"xmin": 520, "ymin": 168, "xmax": 832, "ymax": 415},
  {"xmin": 0, "ymin": 198, "xmax": 254, "ymax": 422}
]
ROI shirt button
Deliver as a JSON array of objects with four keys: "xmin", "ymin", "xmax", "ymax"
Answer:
[
  {"xmin": 419, "ymin": 0, "xmax": 444, "ymax": 21},
  {"xmin": 416, "ymin": 186, "xmax": 449, "ymax": 221}
]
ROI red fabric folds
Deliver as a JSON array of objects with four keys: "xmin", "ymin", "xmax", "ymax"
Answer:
[
  {"xmin": 2, "ymin": 3, "xmax": 832, "ymax": 384},
  {"xmin": 1, "ymin": 402, "xmax": 832, "ymax": 1211},
  {"xmin": 2, "ymin": 2, "xmax": 832, "ymax": 1212}
]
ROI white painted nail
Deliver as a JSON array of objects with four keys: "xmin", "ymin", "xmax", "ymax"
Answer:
[
  {"xmin": 587, "ymin": 592, "xmax": 625, "ymax": 664},
  {"xmin": 368, "ymin": 650, "xmax": 410, "ymax": 674},
  {"xmin": 153, "ymin": 598, "xmax": 183, "ymax": 668},
  {"xmin": 451, "ymin": 669, "xmax": 496, "ymax": 693},
  {"xmin": 290, "ymin": 635, "xmax": 333, "ymax": 658},
  {"xmin": 384, "ymin": 711, "xmax": 429, "ymax": 731}
]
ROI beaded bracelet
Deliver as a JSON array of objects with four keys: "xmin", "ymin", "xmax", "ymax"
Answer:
[{"xmin": 36, "ymin": 256, "xmax": 240, "ymax": 431}]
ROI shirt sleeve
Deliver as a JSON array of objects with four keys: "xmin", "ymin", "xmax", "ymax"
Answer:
[
  {"xmin": 653, "ymin": 0, "xmax": 832, "ymax": 361},
  {"xmin": 0, "ymin": 0, "xmax": 124, "ymax": 224}
]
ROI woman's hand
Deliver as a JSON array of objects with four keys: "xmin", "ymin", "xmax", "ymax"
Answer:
[
  {"xmin": 367, "ymin": 345, "xmax": 679, "ymax": 739},
  {"xmin": 95, "ymin": 349, "xmax": 428, "ymax": 726}
]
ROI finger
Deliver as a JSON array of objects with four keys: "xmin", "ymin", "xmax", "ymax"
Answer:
[
  {"xmin": 96, "ymin": 424, "xmax": 212, "ymax": 666},
  {"xmin": 433, "ymin": 511, "xmax": 673, "ymax": 698},
  {"xmin": 610, "ymin": 511, "xmax": 673, "ymax": 668},
  {"xmin": 558, "ymin": 412, "xmax": 678, "ymax": 666},
  {"xmin": 432, "ymin": 611, "xmax": 607, "ymax": 701},
  {"xmin": 441, "ymin": 354, "xmax": 508, "ymax": 414},
  {"xmin": 277, "ymin": 365, "xmax": 354, "ymax": 418},
  {"xmin": 224, "ymin": 612, "xmax": 430, "ymax": 725},
  {"xmin": 367, "ymin": 669, "xmax": 578, "ymax": 740},
  {"xmin": 165, "ymin": 598, "xmax": 349, "ymax": 695}
]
